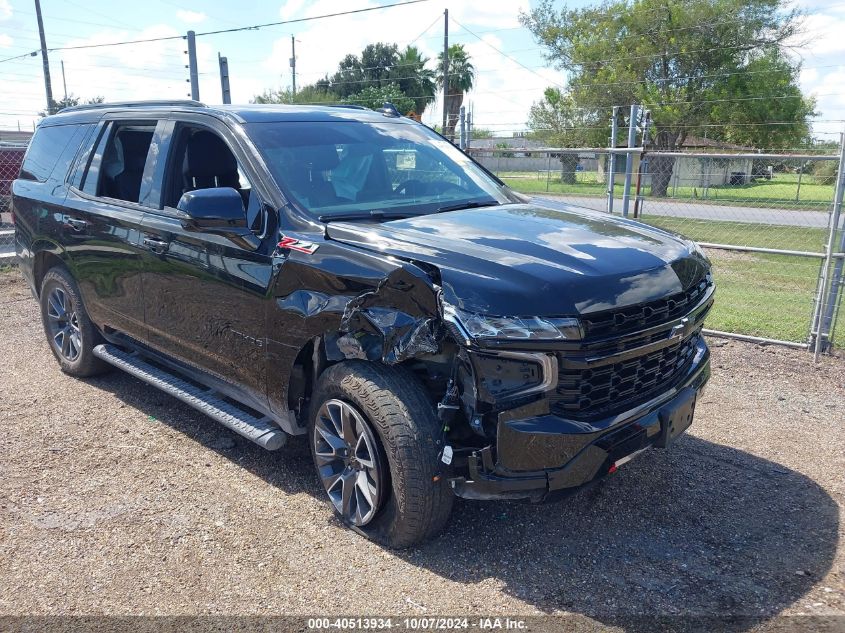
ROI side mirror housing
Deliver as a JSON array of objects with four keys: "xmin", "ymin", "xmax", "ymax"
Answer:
[
  {"xmin": 177, "ymin": 187, "xmax": 246, "ymax": 230},
  {"xmin": 176, "ymin": 187, "xmax": 259, "ymax": 250}
]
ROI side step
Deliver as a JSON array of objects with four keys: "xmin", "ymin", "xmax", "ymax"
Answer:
[{"xmin": 93, "ymin": 344, "xmax": 287, "ymax": 450}]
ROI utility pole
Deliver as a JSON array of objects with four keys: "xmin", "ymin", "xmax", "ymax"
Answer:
[
  {"xmin": 34, "ymin": 0, "xmax": 54, "ymax": 114},
  {"xmin": 186, "ymin": 30, "xmax": 199, "ymax": 101},
  {"xmin": 441, "ymin": 8, "xmax": 448, "ymax": 139},
  {"xmin": 218, "ymin": 53, "xmax": 231, "ymax": 104},
  {"xmin": 60, "ymin": 60, "xmax": 68, "ymax": 100},
  {"xmin": 290, "ymin": 35, "xmax": 297, "ymax": 96}
]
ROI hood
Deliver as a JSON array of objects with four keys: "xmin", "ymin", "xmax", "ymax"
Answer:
[{"xmin": 325, "ymin": 202, "xmax": 710, "ymax": 316}]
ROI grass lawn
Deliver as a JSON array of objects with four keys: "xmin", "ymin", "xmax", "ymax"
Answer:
[
  {"xmin": 501, "ymin": 171, "xmax": 836, "ymax": 210},
  {"xmin": 640, "ymin": 216, "xmax": 842, "ymax": 347},
  {"xmin": 499, "ymin": 171, "xmax": 607, "ymax": 196},
  {"xmin": 647, "ymin": 173, "xmax": 835, "ymax": 208}
]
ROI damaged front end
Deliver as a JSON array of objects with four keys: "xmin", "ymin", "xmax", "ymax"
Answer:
[{"xmin": 273, "ymin": 232, "xmax": 713, "ymax": 504}]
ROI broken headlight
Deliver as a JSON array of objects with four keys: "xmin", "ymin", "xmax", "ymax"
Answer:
[{"xmin": 445, "ymin": 305, "xmax": 583, "ymax": 341}]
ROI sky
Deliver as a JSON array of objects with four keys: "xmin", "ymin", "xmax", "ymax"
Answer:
[{"xmin": 0, "ymin": 0, "xmax": 843, "ymax": 144}]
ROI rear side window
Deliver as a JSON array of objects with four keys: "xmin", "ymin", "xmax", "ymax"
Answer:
[
  {"xmin": 81, "ymin": 121, "xmax": 156, "ymax": 203},
  {"xmin": 20, "ymin": 124, "xmax": 85, "ymax": 182}
]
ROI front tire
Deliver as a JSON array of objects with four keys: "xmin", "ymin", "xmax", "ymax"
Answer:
[
  {"xmin": 309, "ymin": 361, "xmax": 454, "ymax": 548},
  {"xmin": 39, "ymin": 267, "xmax": 109, "ymax": 377}
]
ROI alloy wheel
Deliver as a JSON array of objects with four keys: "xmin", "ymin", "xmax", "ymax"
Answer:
[
  {"xmin": 313, "ymin": 398, "xmax": 385, "ymax": 526},
  {"xmin": 46, "ymin": 287, "xmax": 81, "ymax": 362}
]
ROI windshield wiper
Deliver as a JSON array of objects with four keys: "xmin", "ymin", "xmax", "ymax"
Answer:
[
  {"xmin": 435, "ymin": 199, "xmax": 500, "ymax": 214},
  {"xmin": 319, "ymin": 210, "xmax": 413, "ymax": 222}
]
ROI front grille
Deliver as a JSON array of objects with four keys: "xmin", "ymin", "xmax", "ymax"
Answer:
[
  {"xmin": 551, "ymin": 331, "xmax": 701, "ymax": 420},
  {"xmin": 581, "ymin": 274, "xmax": 712, "ymax": 339}
]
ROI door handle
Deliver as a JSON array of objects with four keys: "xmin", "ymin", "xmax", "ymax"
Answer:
[
  {"xmin": 63, "ymin": 216, "xmax": 87, "ymax": 232},
  {"xmin": 142, "ymin": 236, "xmax": 169, "ymax": 254}
]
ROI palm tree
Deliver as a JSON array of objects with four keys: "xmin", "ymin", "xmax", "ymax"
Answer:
[
  {"xmin": 437, "ymin": 44, "xmax": 475, "ymax": 140},
  {"xmin": 391, "ymin": 45, "xmax": 436, "ymax": 117}
]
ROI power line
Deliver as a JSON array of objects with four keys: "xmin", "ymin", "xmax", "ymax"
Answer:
[
  {"xmin": 450, "ymin": 17, "xmax": 564, "ymax": 89},
  {"xmin": 0, "ymin": 0, "xmax": 430, "ymax": 61}
]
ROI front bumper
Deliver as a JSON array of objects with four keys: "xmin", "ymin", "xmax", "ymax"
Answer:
[{"xmin": 449, "ymin": 337, "xmax": 710, "ymax": 502}]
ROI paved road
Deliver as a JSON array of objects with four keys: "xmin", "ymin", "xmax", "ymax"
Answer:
[{"xmin": 534, "ymin": 194, "xmax": 840, "ymax": 229}]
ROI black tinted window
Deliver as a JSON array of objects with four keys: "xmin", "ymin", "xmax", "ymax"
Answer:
[
  {"xmin": 82, "ymin": 122, "xmax": 155, "ymax": 203},
  {"xmin": 20, "ymin": 124, "xmax": 86, "ymax": 182}
]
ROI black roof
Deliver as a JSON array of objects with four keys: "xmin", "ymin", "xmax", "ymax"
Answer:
[{"xmin": 44, "ymin": 100, "xmax": 408, "ymax": 126}]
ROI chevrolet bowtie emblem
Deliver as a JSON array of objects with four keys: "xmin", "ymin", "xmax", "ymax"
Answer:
[{"xmin": 670, "ymin": 317, "xmax": 691, "ymax": 339}]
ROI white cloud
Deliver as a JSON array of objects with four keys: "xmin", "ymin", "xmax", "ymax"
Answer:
[
  {"xmin": 0, "ymin": 0, "xmax": 11, "ymax": 21},
  {"xmin": 176, "ymin": 10, "xmax": 207, "ymax": 25},
  {"xmin": 279, "ymin": 0, "xmax": 307, "ymax": 21},
  {"xmin": 796, "ymin": 13, "xmax": 845, "ymax": 56},
  {"xmin": 0, "ymin": 33, "xmax": 11, "ymax": 48}
]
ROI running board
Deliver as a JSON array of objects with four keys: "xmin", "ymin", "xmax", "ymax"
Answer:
[{"xmin": 93, "ymin": 344, "xmax": 287, "ymax": 450}]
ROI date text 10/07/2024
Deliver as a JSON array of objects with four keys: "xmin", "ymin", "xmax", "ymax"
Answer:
[{"xmin": 306, "ymin": 617, "xmax": 528, "ymax": 630}]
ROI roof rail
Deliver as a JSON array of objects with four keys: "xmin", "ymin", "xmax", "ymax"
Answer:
[
  {"xmin": 58, "ymin": 100, "xmax": 206, "ymax": 114},
  {"xmin": 326, "ymin": 104, "xmax": 369, "ymax": 111}
]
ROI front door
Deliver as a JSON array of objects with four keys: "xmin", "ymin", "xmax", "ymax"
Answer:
[{"xmin": 138, "ymin": 118, "xmax": 274, "ymax": 407}]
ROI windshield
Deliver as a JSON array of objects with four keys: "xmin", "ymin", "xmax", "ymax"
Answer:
[{"xmin": 245, "ymin": 120, "xmax": 515, "ymax": 219}]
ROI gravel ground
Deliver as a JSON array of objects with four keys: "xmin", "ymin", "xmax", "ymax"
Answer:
[{"xmin": 0, "ymin": 269, "xmax": 843, "ymax": 622}]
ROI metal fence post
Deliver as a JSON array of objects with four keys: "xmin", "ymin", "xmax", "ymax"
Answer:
[
  {"xmin": 459, "ymin": 106, "xmax": 466, "ymax": 150},
  {"xmin": 545, "ymin": 153, "xmax": 551, "ymax": 192},
  {"xmin": 607, "ymin": 106, "xmax": 619, "ymax": 214},
  {"xmin": 621, "ymin": 104, "xmax": 639, "ymax": 218},
  {"xmin": 815, "ymin": 131, "xmax": 845, "ymax": 357}
]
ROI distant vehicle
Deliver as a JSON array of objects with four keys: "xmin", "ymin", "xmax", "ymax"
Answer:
[{"xmin": 12, "ymin": 101, "xmax": 714, "ymax": 547}]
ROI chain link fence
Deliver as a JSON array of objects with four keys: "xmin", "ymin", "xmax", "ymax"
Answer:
[
  {"xmin": 0, "ymin": 144, "xmax": 24, "ymax": 263},
  {"xmin": 1, "ymin": 134, "xmax": 843, "ymax": 351},
  {"xmin": 469, "ymin": 144, "xmax": 845, "ymax": 352}
]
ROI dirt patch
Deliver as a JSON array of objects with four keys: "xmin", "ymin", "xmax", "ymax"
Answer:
[{"xmin": 0, "ymin": 270, "xmax": 842, "ymax": 622}]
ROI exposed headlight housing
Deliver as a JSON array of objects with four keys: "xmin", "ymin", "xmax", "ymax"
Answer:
[{"xmin": 444, "ymin": 304, "xmax": 583, "ymax": 342}]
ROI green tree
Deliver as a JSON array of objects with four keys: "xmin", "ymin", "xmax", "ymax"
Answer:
[
  {"xmin": 437, "ymin": 44, "xmax": 475, "ymax": 140},
  {"xmin": 40, "ymin": 94, "xmax": 104, "ymax": 116},
  {"xmin": 527, "ymin": 87, "xmax": 606, "ymax": 183},
  {"xmin": 255, "ymin": 42, "xmax": 436, "ymax": 115},
  {"xmin": 390, "ymin": 45, "xmax": 436, "ymax": 116},
  {"xmin": 521, "ymin": 0, "xmax": 808, "ymax": 195},
  {"xmin": 710, "ymin": 50, "xmax": 815, "ymax": 150},
  {"xmin": 253, "ymin": 84, "xmax": 339, "ymax": 105},
  {"xmin": 343, "ymin": 83, "xmax": 414, "ymax": 114},
  {"xmin": 330, "ymin": 43, "xmax": 400, "ymax": 98}
]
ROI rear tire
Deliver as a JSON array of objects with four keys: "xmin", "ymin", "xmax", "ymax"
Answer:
[
  {"xmin": 309, "ymin": 361, "xmax": 454, "ymax": 548},
  {"xmin": 39, "ymin": 267, "xmax": 110, "ymax": 377}
]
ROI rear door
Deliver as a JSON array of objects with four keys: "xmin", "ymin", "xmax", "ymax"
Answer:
[
  {"xmin": 138, "ymin": 114, "xmax": 275, "ymax": 409},
  {"xmin": 62, "ymin": 116, "xmax": 163, "ymax": 340}
]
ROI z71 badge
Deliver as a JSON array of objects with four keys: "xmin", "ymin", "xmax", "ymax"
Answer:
[{"xmin": 276, "ymin": 235, "xmax": 320, "ymax": 254}]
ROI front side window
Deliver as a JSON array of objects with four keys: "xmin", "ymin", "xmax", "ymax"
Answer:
[
  {"xmin": 245, "ymin": 120, "xmax": 516, "ymax": 219},
  {"xmin": 163, "ymin": 125, "xmax": 262, "ymax": 232}
]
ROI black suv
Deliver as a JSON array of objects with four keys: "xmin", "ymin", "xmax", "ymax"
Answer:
[{"xmin": 13, "ymin": 101, "xmax": 713, "ymax": 547}]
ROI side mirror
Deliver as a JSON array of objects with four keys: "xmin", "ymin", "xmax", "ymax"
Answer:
[
  {"xmin": 177, "ymin": 187, "xmax": 259, "ymax": 250},
  {"xmin": 177, "ymin": 187, "xmax": 245, "ymax": 230}
]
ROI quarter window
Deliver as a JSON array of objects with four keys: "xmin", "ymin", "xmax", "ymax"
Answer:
[{"xmin": 21, "ymin": 124, "xmax": 88, "ymax": 183}]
